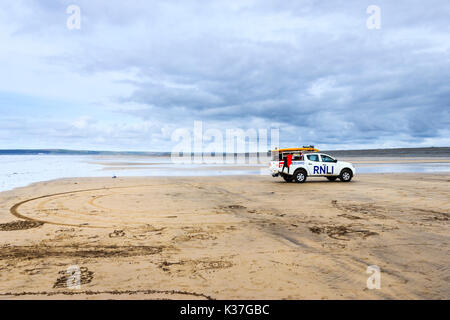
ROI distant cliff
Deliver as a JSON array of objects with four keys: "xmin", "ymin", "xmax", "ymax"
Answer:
[{"xmin": 322, "ymin": 147, "xmax": 450, "ymax": 158}]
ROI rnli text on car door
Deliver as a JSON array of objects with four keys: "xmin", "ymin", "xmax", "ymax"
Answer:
[{"xmin": 306, "ymin": 154, "xmax": 321, "ymax": 175}]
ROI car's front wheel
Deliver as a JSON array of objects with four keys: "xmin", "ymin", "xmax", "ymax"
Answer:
[
  {"xmin": 293, "ymin": 169, "xmax": 307, "ymax": 183},
  {"xmin": 339, "ymin": 169, "xmax": 353, "ymax": 182}
]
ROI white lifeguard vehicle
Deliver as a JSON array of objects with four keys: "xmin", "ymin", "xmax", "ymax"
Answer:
[{"xmin": 270, "ymin": 146, "xmax": 356, "ymax": 183}]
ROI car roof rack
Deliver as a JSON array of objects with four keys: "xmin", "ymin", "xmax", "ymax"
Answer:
[{"xmin": 272, "ymin": 147, "xmax": 320, "ymax": 152}]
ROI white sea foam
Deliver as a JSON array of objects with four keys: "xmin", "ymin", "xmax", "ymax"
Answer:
[{"xmin": 0, "ymin": 155, "xmax": 261, "ymax": 192}]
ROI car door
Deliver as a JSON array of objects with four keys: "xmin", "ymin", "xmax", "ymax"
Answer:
[
  {"xmin": 320, "ymin": 154, "xmax": 337, "ymax": 176},
  {"xmin": 305, "ymin": 154, "xmax": 321, "ymax": 175}
]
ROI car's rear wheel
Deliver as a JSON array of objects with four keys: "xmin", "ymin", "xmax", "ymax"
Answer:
[
  {"xmin": 283, "ymin": 175, "xmax": 293, "ymax": 182},
  {"xmin": 327, "ymin": 177, "xmax": 338, "ymax": 181},
  {"xmin": 293, "ymin": 169, "xmax": 307, "ymax": 183},
  {"xmin": 339, "ymin": 169, "xmax": 353, "ymax": 182}
]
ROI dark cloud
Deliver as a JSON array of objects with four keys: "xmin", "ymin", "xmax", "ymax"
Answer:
[{"xmin": 0, "ymin": 0, "xmax": 449, "ymax": 150}]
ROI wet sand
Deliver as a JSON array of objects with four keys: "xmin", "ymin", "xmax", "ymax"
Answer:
[{"xmin": 0, "ymin": 173, "xmax": 449, "ymax": 299}]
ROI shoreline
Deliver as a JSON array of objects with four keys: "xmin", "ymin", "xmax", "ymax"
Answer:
[
  {"xmin": 1, "ymin": 169, "xmax": 450, "ymax": 194},
  {"xmin": 2, "ymin": 169, "xmax": 450, "ymax": 194},
  {"xmin": 2, "ymin": 154, "xmax": 450, "ymax": 193}
]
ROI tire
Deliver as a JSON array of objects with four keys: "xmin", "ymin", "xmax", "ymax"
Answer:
[
  {"xmin": 339, "ymin": 169, "xmax": 353, "ymax": 182},
  {"xmin": 283, "ymin": 175, "xmax": 293, "ymax": 182},
  {"xmin": 293, "ymin": 169, "xmax": 307, "ymax": 183},
  {"xmin": 327, "ymin": 177, "xmax": 338, "ymax": 181}
]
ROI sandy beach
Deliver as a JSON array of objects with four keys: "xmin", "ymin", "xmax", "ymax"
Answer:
[{"xmin": 0, "ymin": 173, "xmax": 448, "ymax": 299}]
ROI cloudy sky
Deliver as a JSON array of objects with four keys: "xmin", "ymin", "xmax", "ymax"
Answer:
[{"xmin": 0, "ymin": 0, "xmax": 449, "ymax": 151}]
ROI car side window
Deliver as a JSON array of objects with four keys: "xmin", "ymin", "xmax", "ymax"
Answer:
[
  {"xmin": 307, "ymin": 154, "xmax": 320, "ymax": 162},
  {"xmin": 321, "ymin": 155, "xmax": 335, "ymax": 162}
]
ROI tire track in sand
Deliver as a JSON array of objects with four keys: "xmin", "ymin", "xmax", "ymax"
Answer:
[
  {"xmin": 9, "ymin": 185, "xmax": 159, "ymax": 229},
  {"xmin": 0, "ymin": 289, "xmax": 213, "ymax": 300},
  {"xmin": 9, "ymin": 184, "xmax": 246, "ymax": 229}
]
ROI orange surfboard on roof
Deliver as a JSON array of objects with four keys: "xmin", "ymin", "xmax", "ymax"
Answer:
[{"xmin": 272, "ymin": 147, "xmax": 320, "ymax": 152}]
